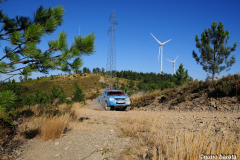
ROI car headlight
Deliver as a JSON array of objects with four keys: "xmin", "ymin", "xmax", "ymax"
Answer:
[
  {"xmin": 125, "ymin": 98, "xmax": 130, "ymax": 100},
  {"xmin": 109, "ymin": 98, "xmax": 114, "ymax": 101}
]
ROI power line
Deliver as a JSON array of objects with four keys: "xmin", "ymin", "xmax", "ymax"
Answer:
[
  {"xmin": 65, "ymin": 21, "xmax": 108, "ymax": 22},
  {"xmin": 62, "ymin": 25, "xmax": 108, "ymax": 26},
  {"xmin": 8, "ymin": 1, "xmax": 109, "ymax": 10}
]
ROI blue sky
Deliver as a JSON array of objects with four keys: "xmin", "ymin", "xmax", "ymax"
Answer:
[{"xmin": 0, "ymin": 0, "xmax": 239, "ymax": 82}]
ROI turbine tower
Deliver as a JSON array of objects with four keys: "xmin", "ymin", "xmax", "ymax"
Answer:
[
  {"xmin": 150, "ymin": 33, "xmax": 171, "ymax": 74},
  {"xmin": 167, "ymin": 55, "xmax": 179, "ymax": 74}
]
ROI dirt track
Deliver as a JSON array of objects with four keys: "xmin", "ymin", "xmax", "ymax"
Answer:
[{"xmin": 16, "ymin": 103, "xmax": 240, "ymax": 160}]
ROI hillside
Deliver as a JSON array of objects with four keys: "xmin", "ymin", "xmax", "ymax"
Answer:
[
  {"xmin": 1, "ymin": 73, "xmax": 240, "ymax": 159},
  {"xmin": 131, "ymin": 75, "xmax": 240, "ymax": 113},
  {"xmin": 0, "ymin": 73, "xmax": 137, "ymax": 99}
]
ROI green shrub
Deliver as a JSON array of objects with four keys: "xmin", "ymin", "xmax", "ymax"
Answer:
[
  {"xmin": 50, "ymin": 84, "xmax": 59, "ymax": 100},
  {"xmin": 34, "ymin": 89, "xmax": 47, "ymax": 105},
  {"xmin": 71, "ymin": 82, "xmax": 85, "ymax": 102},
  {"xmin": 58, "ymin": 92, "xmax": 66, "ymax": 104},
  {"xmin": 3, "ymin": 79, "xmax": 28, "ymax": 108},
  {"xmin": 217, "ymin": 81, "xmax": 233, "ymax": 96},
  {"xmin": 127, "ymin": 89, "xmax": 134, "ymax": 96},
  {"xmin": 0, "ymin": 90, "xmax": 17, "ymax": 112},
  {"xmin": 23, "ymin": 94, "xmax": 34, "ymax": 108},
  {"xmin": 177, "ymin": 94, "xmax": 186, "ymax": 103}
]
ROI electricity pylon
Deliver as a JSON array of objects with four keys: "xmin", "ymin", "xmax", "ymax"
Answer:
[{"xmin": 105, "ymin": 9, "xmax": 117, "ymax": 90}]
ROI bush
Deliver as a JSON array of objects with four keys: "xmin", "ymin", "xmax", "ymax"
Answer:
[
  {"xmin": 71, "ymin": 82, "xmax": 85, "ymax": 102},
  {"xmin": 23, "ymin": 94, "xmax": 34, "ymax": 108},
  {"xmin": 216, "ymin": 75, "xmax": 240, "ymax": 96},
  {"xmin": 217, "ymin": 81, "xmax": 233, "ymax": 96},
  {"xmin": 57, "ymin": 88, "xmax": 66, "ymax": 104},
  {"xmin": 34, "ymin": 89, "xmax": 49, "ymax": 105},
  {"xmin": 3, "ymin": 79, "xmax": 28, "ymax": 108},
  {"xmin": 0, "ymin": 90, "xmax": 17, "ymax": 112},
  {"xmin": 50, "ymin": 84, "xmax": 59, "ymax": 101},
  {"xmin": 177, "ymin": 94, "xmax": 186, "ymax": 103},
  {"xmin": 127, "ymin": 89, "xmax": 134, "ymax": 96}
]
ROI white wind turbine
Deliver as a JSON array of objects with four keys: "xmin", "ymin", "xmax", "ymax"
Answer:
[
  {"xmin": 150, "ymin": 33, "xmax": 171, "ymax": 74},
  {"xmin": 167, "ymin": 55, "xmax": 179, "ymax": 74}
]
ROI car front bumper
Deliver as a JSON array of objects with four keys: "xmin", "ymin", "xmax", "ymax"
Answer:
[{"xmin": 108, "ymin": 100, "xmax": 131, "ymax": 108}]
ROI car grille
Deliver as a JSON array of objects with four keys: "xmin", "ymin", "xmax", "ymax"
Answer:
[{"xmin": 115, "ymin": 98, "xmax": 125, "ymax": 100}]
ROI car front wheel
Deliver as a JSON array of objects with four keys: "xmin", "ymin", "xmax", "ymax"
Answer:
[
  {"xmin": 125, "ymin": 106, "xmax": 131, "ymax": 111},
  {"xmin": 105, "ymin": 103, "xmax": 111, "ymax": 111}
]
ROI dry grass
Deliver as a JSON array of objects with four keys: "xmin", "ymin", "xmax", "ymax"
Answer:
[
  {"xmin": 119, "ymin": 111, "xmax": 240, "ymax": 160},
  {"xmin": 18, "ymin": 102, "xmax": 87, "ymax": 141},
  {"xmin": 40, "ymin": 114, "xmax": 70, "ymax": 141}
]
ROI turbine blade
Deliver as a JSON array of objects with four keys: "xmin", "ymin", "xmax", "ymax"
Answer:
[
  {"xmin": 150, "ymin": 33, "xmax": 162, "ymax": 44},
  {"xmin": 174, "ymin": 55, "xmax": 179, "ymax": 62},
  {"xmin": 162, "ymin": 39, "xmax": 171, "ymax": 45},
  {"xmin": 167, "ymin": 59, "xmax": 174, "ymax": 63}
]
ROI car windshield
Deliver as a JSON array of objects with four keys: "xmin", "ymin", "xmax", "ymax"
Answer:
[{"xmin": 107, "ymin": 91, "xmax": 124, "ymax": 96}]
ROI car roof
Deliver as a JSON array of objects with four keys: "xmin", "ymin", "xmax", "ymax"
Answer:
[{"xmin": 104, "ymin": 90, "xmax": 123, "ymax": 92}]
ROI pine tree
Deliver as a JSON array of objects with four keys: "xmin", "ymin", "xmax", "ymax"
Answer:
[
  {"xmin": 101, "ymin": 67, "xmax": 105, "ymax": 73},
  {"xmin": 72, "ymin": 82, "xmax": 85, "ymax": 102},
  {"xmin": 0, "ymin": 4, "xmax": 95, "ymax": 82},
  {"xmin": 192, "ymin": 21, "xmax": 237, "ymax": 81},
  {"xmin": 175, "ymin": 63, "xmax": 189, "ymax": 85},
  {"xmin": 128, "ymin": 79, "xmax": 135, "ymax": 89},
  {"xmin": 0, "ymin": 90, "xmax": 17, "ymax": 112},
  {"xmin": 83, "ymin": 67, "xmax": 87, "ymax": 74}
]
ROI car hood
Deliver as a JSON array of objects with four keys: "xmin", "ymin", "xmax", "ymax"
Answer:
[{"xmin": 108, "ymin": 95, "xmax": 129, "ymax": 99}]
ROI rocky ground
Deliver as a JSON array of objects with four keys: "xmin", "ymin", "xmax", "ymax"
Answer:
[
  {"xmin": 136, "ymin": 94, "xmax": 240, "ymax": 112},
  {"xmin": 1, "ymin": 92, "xmax": 240, "ymax": 160},
  {"xmin": 1, "ymin": 106, "xmax": 239, "ymax": 160}
]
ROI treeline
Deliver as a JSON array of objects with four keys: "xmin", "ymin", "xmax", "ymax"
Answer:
[{"xmin": 115, "ymin": 64, "xmax": 193, "ymax": 93}]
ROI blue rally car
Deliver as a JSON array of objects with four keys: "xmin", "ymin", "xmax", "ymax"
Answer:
[{"xmin": 99, "ymin": 90, "xmax": 131, "ymax": 111}]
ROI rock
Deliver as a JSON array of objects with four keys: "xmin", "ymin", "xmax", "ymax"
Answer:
[
  {"xmin": 210, "ymin": 101, "xmax": 216, "ymax": 107},
  {"xmin": 143, "ymin": 153, "xmax": 147, "ymax": 159},
  {"xmin": 55, "ymin": 154, "xmax": 61, "ymax": 157},
  {"xmin": 64, "ymin": 147, "xmax": 70, "ymax": 150},
  {"xmin": 13, "ymin": 149, "xmax": 21, "ymax": 153},
  {"xmin": 16, "ymin": 158, "xmax": 23, "ymax": 160},
  {"xmin": 55, "ymin": 142, "xmax": 60, "ymax": 146}
]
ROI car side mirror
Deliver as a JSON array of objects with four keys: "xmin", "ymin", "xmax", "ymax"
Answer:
[{"xmin": 125, "ymin": 94, "xmax": 128, "ymax": 96}]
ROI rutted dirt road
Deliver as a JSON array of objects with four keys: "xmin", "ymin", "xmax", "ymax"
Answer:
[{"xmin": 16, "ymin": 104, "xmax": 240, "ymax": 160}]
